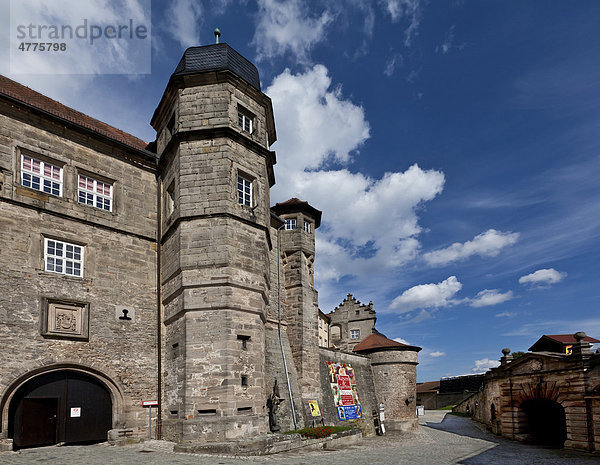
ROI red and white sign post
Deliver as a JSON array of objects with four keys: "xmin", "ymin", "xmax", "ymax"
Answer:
[{"xmin": 142, "ymin": 400, "xmax": 159, "ymax": 440}]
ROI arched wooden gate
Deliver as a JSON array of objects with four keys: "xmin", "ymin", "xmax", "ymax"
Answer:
[{"xmin": 8, "ymin": 370, "xmax": 112, "ymax": 449}]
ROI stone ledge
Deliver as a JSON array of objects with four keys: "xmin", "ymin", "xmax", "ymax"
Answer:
[
  {"xmin": 0, "ymin": 439, "xmax": 13, "ymax": 452},
  {"xmin": 174, "ymin": 428, "xmax": 362, "ymax": 456}
]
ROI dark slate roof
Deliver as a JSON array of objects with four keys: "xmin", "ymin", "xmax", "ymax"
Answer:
[
  {"xmin": 271, "ymin": 198, "xmax": 322, "ymax": 228},
  {"xmin": 0, "ymin": 75, "xmax": 150, "ymax": 152},
  {"xmin": 173, "ymin": 43, "xmax": 261, "ymax": 91}
]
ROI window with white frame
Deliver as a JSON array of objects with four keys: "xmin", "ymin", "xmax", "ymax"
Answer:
[
  {"xmin": 21, "ymin": 154, "xmax": 62, "ymax": 196},
  {"xmin": 78, "ymin": 175, "xmax": 113, "ymax": 211},
  {"xmin": 237, "ymin": 111, "xmax": 253, "ymax": 133},
  {"xmin": 237, "ymin": 175, "xmax": 252, "ymax": 206},
  {"xmin": 285, "ymin": 219, "xmax": 296, "ymax": 230},
  {"xmin": 350, "ymin": 329, "xmax": 360, "ymax": 339},
  {"xmin": 303, "ymin": 221, "xmax": 312, "ymax": 233},
  {"xmin": 45, "ymin": 238, "xmax": 84, "ymax": 277}
]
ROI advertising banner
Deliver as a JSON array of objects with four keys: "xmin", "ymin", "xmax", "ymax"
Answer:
[{"xmin": 326, "ymin": 361, "xmax": 362, "ymax": 421}]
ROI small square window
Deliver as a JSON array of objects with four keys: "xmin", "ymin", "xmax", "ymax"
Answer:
[
  {"xmin": 238, "ymin": 334, "xmax": 250, "ymax": 350},
  {"xmin": 237, "ymin": 175, "xmax": 252, "ymax": 206},
  {"xmin": 45, "ymin": 238, "xmax": 84, "ymax": 277},
  {"xmin": 350, "ymin": 329, "xmax": 360, "ymax": 340},
  {"xmin": 285, "ymin": 219, "xmax": 296, "ymax": 230},
  {"xmin": 78, "ymin": 174, "xmax": 113, "ymax": 212},
  {"xmin": 356, "ymin": 310, "xmax": 360, "ymax": 316},
  {"xmin": 21, "ymin": 154, "xmax": 63, "ymax": 196},
  {"xmin": 241, "ymin": 375, "xmax": 248, "ymax": 387}
]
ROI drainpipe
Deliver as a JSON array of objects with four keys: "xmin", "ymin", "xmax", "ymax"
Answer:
[
  {"xmin": 156, "ymin": 173, "xmax": 162, "ymax": 439},
  {"xmin": 277, "ymin": 223, "xmax": 298, "ymax": 430}
]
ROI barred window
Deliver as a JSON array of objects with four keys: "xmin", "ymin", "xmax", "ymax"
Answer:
[
  {"xmin": 21, "ymin": 154, "xmax": 62, "ymax": 196},
  {"xmin": 237, "ymin": 175, "xmax": 252, "ymax": 206},
  {"xmin": 350, "ymin": 329, "xmax": 360, "ymax": 340},
  {"xmin": 45, "ymin": 238, "xmax": 84, "ymax": 277},
  {"xmin": 78, "ymin": 175, "xmax": 112, "ymax": 211},
  {"xmin": 285, "ymin": 219, "xmax": 296, "ymax": 230}
]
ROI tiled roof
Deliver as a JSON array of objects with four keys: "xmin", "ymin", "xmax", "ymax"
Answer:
[
  {"xmin": 416, "ymin": 380, "xmax": 440, "ymax": 393},
  {"xmin": 544, "ymin": 334, "xmax": 599, "ymax": 344},
  {"xmin": 0, "ymin": 75, "xmax": 149, "ymax": 152},
  {"xmin": 353, "ymin": 333, "xmax": 421, "ymax": 353}
]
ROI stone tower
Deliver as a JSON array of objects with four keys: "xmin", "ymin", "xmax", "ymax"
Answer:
[
  {"xmin": 354, "ymin": 333, "xmax": 421, "ymax": 432},
  {"xmin": 151, "ymin": 44, "xmax": 277, "ymax": 442},
  {"xmin": 328, "ymin": 294, "xmax": 377, "ymax": 350},
  {"xmin": 271, "ymin": 198, "xmax": 322, "ymax": 416}
]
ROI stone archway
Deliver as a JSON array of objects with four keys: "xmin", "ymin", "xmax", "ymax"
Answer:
[{"xmin": 519, "ymin": 399, "xmax": 567, "ymax": 448}]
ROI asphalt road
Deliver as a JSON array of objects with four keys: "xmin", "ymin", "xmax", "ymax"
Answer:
[{"xmin": 0, "ymin": 411, "xmax": 597, "ymax": 464}]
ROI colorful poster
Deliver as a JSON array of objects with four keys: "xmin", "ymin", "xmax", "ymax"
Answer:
[{"xmin": 326, "ymin": 361, "xmax": 363, "ymax": 421}]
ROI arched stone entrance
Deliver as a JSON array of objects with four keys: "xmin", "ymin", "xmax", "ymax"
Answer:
[
  {"xmin": 8, "ymin": 370, "xmax": 112, "ymax": 449},
  {"xmin": 520, "ymin": 399, "xmax": 567, "ymax": 448}
]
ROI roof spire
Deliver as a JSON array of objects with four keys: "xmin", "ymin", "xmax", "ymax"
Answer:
[{"xmin": 214, "ymin": 28, "xmax": 221, "ymax": 44}]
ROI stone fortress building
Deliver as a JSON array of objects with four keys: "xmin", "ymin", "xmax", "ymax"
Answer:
[
  {"xmin": 0, "ymin": 42, "xmax": 420, "ymax": 451},
  {"xmin": 454, "ymin": 332, "xmax": 600, "ymax": 452}
]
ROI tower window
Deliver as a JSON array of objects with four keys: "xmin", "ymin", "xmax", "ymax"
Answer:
[
  {"xmin": 166, "ymin": 181, "xmax": 176, "ymax": 217},
  {"xmin": 241, "ymin": 375, "xmax": 248, "ymax": 387},
  {"xmin": 237, "ymin": 175, "xmax": 252, "ymax": 206},
  {"xmin": 237, "ymin": 334, "xmax": 250, "ymax": 350},
  {"xmin": 285, "ymin": 219, "xmax": 296, "ymax": 230},
  {"xmin": 237, "ymin": 110, "xmax": 253, "ymax": 133},
  {"xmin": 303, "ymin": 221, "xmax": 312, "ymax": 233},
  {"xmin": 350, "ymin": 329, "xmax": 360, "ymax": 340},
  {"xmin": 167, "ymin": 114, "xmax": 176, "ymax": 136}
]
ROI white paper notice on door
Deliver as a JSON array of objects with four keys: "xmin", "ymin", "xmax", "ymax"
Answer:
[{"xmin": 70, "ymin": 407, "xmax": 81, "ymax": 417}]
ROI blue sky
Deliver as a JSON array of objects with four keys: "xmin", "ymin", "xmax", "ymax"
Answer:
[{"xmin": 2, "ymin": 0, "xmax": 599, "ymax": 381}]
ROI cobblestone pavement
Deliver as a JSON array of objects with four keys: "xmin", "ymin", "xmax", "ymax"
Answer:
[{"xmin": 1, "ymin": 412, "xmax": 598, "ymax": 464}]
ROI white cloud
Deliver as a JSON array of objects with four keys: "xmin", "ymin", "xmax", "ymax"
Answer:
[
  {"xmin": 390, "ymin": 276, "xmax": 462, "ymax": 313},
  {"xmin": 436, "ymin": 24, "xmax": 455, "ymax": 54},
  {"xmin": 495, "ymin": 311, "xmax": 516, "ymax": 318},
  {"xmin": 394, "ymin": 337, "xmax": 410, "ymax": 345},
  {"xmin": 423, "ymin": 229, "xmax": 519, "ymax": 266},
  {"xmin": 473, "ymin": 358, "xmax": 500, "ymax": 372},
  {"xmin": 164, "ymin": 0, "xmax": 203, "ymax": 49},
  {"xmin": 469, "ymin": 289, "xmax": 514, "ymax": 308},
  {"xmin": 380, "ymin": 0, "xmax": 423, "ymax": 46},
  {"xmin": 267, "ymin": 65, "xmax": 445, "ymax": 284},
  {"xmin": 384, "ymin": 53, "xmax": 403, "ymax": 77},
  {"xmin": 429, "ymin": 351, "xmax": 446, "ymax": 357},
  {"xmin": 518, "ymin": 268, "xmax": 567, "ymax": 287},
  {"xmin": 253, "ymin": 0, "xmax": 332, "ymax": 61}
]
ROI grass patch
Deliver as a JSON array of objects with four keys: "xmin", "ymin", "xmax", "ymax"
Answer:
[
  {"xmin": 283, "ymin": 425, "xmax": 353, "ymax": 439},
  {"xmin": 436, "ymin": 405, "xmax": 455, "ymax": 410}
]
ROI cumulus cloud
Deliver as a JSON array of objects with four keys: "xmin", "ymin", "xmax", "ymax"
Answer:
[
  {"xmin": 267, "ymin": 65, "xmax": 445, "ymax": 283},
  {"xmin": 429, "ymin": 351, "xmax": 446, "ymax": 357},
  {"xmin": 473, "ymin": 358, "xmax": 500, "ymax": 373},
  {"xmin": 423, "ymin": 229, "xmax": 519, "ymax": 266},
  {"xmin": 253, "ymin": 0, "xmax": 332, "ymax": 61},
  {"xmin": 390, "ymin": 276, "xmax": 462, "ymax": 313},
  {"xmin": 164, "ymin": 0, "xmax": 203, "ymax": 49},
  {"xmin": 468, "ymin": 289, "xmax": 514, "ymax": 308},
  {"xmin": 380, "ymin": 0, "xmax": 423, "ymax": 46},
  {"xmin": 518, "ymin": 268, "xmax": 567, "ymax": 287}
]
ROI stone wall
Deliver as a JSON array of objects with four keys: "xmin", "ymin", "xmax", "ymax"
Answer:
[
  {"xmin": 319, "ymin": 348, "xmax": 377, "ymax": 436},
  {"xmin": 0, "ymin": 104, "xmax": 158, "ymax": 440}
]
